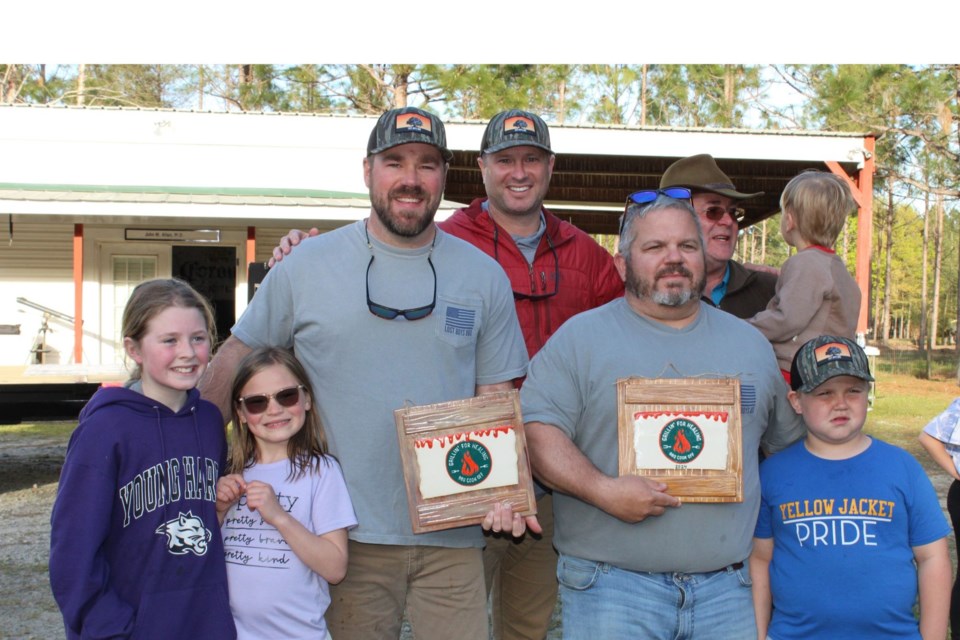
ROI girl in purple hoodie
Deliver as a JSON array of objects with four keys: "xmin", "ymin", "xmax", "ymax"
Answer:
[{"xmin": 50, "ymin": 278, "xmax": 236, "ymax": 639}]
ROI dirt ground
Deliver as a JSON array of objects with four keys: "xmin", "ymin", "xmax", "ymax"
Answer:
[{"xmin": 0, "ymin": 429, "xmax": 68, "ymax": 640}]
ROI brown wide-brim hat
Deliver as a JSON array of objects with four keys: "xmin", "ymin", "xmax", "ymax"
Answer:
[{"xmin": 660, "ymin": 154, "xmax": 764, "ymax": 201}]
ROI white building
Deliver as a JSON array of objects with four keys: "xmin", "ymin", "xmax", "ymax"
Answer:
[{"xmin": 0, "ymin": 104, "xmax": 875, "ymax": 397}]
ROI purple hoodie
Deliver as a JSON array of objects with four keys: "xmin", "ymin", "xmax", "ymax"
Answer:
[{"xmin": 50, "ymin": 385, "xmax": 236, "ymax": 639}]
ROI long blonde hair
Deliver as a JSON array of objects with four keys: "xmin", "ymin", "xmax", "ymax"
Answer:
[{"xmin": 228, "ymin": 347, "xmax": 330, "ymax": 479}]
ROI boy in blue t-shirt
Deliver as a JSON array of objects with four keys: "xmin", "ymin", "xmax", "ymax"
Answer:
[{"xmin": 750, "ymin": 335, "xmax": 951, "ymax": 640}]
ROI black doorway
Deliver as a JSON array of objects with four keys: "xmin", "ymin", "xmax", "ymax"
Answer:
[{"xmin": 172, "ymin": 245, "xmax": 236, "ymax": 345}]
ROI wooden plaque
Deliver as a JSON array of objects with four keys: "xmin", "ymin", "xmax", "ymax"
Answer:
[
  {"xmin": 617, "ymin": 378, "xmax": 742, "ymax": 503},
  {"xmin": 394, "ymin": 390, "xmax": 537, "ymax": 533}
]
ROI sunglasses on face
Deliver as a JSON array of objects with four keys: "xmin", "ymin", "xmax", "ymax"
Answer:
[
  {"xmin": 238, "ymin": 385, "xmax": 305, "ymax": 415},
  {"xmin": 619, "ymin": 187, "xmax": 693, "ymax": 236},
  {"xmin": 700, "ymin": 205, "xmax": 746, "ymax": 224}
]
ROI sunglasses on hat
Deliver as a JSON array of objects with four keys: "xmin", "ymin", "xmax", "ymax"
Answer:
[{"xmin": 620, "ymin": 187, "xmax": 692, "ymax": 235}]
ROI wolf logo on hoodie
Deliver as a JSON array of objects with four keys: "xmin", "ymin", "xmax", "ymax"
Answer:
[{"xmin": 156, "ymin": 511, "xmax": 211, "ymax": 556}]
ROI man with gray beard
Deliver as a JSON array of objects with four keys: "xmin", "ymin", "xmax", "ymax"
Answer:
[{"xmin": 520, "ymin": 191, "xmax": 804, "ymax": 639}]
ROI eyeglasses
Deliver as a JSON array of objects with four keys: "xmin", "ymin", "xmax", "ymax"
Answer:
[
  {"xmin": 700, "ymin": 205, "xmax": 746, "ymax": 224},
  {"xmin": 365, "ymin": 222, "xmax": 437, "ymax": 321},
  {"xmin": 238, "ymin": 385, "xmax": 305, "ymax": 415},
  {"xmin": 493, "ymin": 225, "xmax": 560, "ymax": 301},
  {"xmin": 620, "ymin": 187, "xmax": 693, "ymax": 235}
]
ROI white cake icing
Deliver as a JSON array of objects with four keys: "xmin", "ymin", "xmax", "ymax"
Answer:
[
  {"xmin": 632, "ymin": 411, "xmax": 729, "ymax": 470},
  {"xmin": 414, "ymin": 426, "xmax": 519, "ymax": 499}
]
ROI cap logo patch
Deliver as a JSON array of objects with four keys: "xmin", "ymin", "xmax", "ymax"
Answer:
[
  {"xmin": 814, "ymin": 342, "xmax": 853, "ymax": 366},
  {"xmin": 503, "ymin": 115, "xmax": 537, "ymax": 136},
  {"xmin": 395, "ymin": 113, "xmax": 433, "ymax": 136}
]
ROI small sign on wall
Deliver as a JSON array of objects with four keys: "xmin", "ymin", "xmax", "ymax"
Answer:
[{"xmin": 125, "ymin": 228, "xmax": 221, "ymax": 242}]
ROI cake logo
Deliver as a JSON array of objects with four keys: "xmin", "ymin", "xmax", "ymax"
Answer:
[
  {"xmin": 659, "ymin": 418, "xmax": 704, "ymax": 464},
  {"xmin": 446, "ymin": 440, "xmax": 492, "ymax": 487}
]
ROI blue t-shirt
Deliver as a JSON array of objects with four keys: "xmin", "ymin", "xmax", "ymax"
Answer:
[{"xmin": 755, "ymin": 437, "xmax": 950, "ymax": 639}]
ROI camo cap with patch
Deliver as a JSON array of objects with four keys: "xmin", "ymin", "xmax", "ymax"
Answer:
[
  {"xmin": 790, "ymin": 334, "xmax": 874, "ymax": 393},
  {"xmin": 481, "ymin": 109, "xmax": 552, "ymax": 155},
  {"xmin": 367, "ymin": 106, "xmax": 453, "ymax": 162}
]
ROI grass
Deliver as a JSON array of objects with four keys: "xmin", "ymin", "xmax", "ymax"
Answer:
[
  {"xmin": 865, "ymin": 368, "xmax": 960, "ymax": 459},
  {"xmin": 0, "ymin": 421, "xmax": 76, "ymax": 439}
]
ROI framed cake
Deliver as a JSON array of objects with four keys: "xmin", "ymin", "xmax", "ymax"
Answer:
[
  {"xmin": 394, "ymin": 390, "xmax": 537, "ymax": 533},
  {"xmin": 617, "ymin": 377, "xmax": 742, "ymax": 503}
]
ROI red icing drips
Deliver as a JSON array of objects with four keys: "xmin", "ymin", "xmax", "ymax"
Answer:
[
  {"xmin": 414, "ymin": 425, "xmax": 514, "ymax": 449},
  {"xmin": 632, "ymin": 411, "xmax": 728, "ymax": 422}
]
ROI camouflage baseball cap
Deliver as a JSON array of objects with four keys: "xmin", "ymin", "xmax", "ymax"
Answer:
[
  {"xmin": 367, "ymin": 107, "xmax": 453, "ymax": 162},
  {"xmin": 790, "ymin": 335, "xmax": 874, "ymax": 393},
  {"xmin": 481, "ymin": 109, "xmax": 552, "ymax": 155}
]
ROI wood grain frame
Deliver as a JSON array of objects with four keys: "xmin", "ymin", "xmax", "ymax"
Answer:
[
  {"xmin": 617, "ymin": 377, "xmax": 743, "ymax": 503},
  {"xmin": 395, "ymin": 390, "xmax": 537, "ymax": 533}
]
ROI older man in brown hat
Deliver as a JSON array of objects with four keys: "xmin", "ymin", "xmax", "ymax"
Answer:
[{"xmin": 660, "ymin": 154, "xmax": 777, "ymax": 319}]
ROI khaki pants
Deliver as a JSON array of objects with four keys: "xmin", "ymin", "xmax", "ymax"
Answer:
[
  {"xmin": 326, "ymin": 540, "xmax": 487, "ymax": 640},
  {"xmin": 483, "ymin": 493, "xmax": 558, "ymax": 640}
]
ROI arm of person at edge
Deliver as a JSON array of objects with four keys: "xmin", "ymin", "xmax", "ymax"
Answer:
[
  {"xmin": 914, "ymin": 537, "xmax": 952, "ymax": 640},
  {"xmin": 748, "ymin": 537, "xmax": 774, "ymax": 640},
  {"xmin": 477, "ymin": 381, "xmax": 542, "ymax": 537},
  {"xmin": 918, "ymin": 432, "xmax": 960, "ymax": 481},
  {"xmin": 198, "ymin": 335, "xmax": 254, "ymax": 424},
  {"xmin": 525, "ymin": 420, "xmax": 680, "ymax": 523},
  {"xmin": 269, "ymin": 228, "xmax": 320, "ymax": 267}
]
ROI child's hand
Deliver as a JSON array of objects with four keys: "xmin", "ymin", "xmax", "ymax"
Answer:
[
  {"xmin": 243, "ymin": 480, "xmax": 285, "ymax": 525},
  {"xmin": 215, "ymin": 474, "xmax": 246, "ymax": 523}
]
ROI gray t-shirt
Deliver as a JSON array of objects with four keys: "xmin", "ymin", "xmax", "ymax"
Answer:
[
  {"xmin": 232, "ymin": 220, "xmax": 528, "ymax": 548},
  {"xmin": 520, "ymin": 298, "xmax": 804, "ymax": 572}
]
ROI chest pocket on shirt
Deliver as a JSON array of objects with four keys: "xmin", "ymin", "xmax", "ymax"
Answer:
[{"xmin": 435, "ymin": 296, "xmax": 482, "ymax": 349}]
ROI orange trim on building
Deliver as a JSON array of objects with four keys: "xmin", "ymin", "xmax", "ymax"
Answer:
[
  {"xmin": 246, "ymin": 227, "xmax": 256, "ymax": 266},
  {"xmin": 73, "ymin": 224, "xmax": 83, "ymax": 363}
]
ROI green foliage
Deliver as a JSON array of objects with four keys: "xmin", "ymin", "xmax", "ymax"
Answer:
[{"xmin": 1, "ymin": 63, "xmax": 957, "ymax": 346}]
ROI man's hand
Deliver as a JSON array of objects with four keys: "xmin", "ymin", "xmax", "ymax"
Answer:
[
  {"xmin": 596, "ymin": 475, "xmax": 681, "ymax": 523},
  {"xmin": 268, "ymin": 227, "xmax": 320, "ymax": 267},
  {"xmin": 481, "ymin": 501, "xmax": 542, "ymax": 538},
  {"xmin": 742, "ymin": 262, "xmax": 780, "ymax": 277}
]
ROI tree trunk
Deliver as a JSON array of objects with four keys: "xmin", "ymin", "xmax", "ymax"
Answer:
[
  {"xmin": 390, "ymin": 65, "xmax": 413, "ymax": 109},
  {"xmin": 556, "ymin": 77, "xmax": 566, "ymax": 124},
  {"xmin": 921, "ymin": 185, "xmax": 930, "ymax": 353},
  {"xmin": 3, "ymin": 64, "xmax": 20, "ymax": 103},
  {"xmin": 197, "ymin": 65, "xmax": 204, "ymax": 111},
  {"xmin": 931, "ymin": 193, "xmax": 944, "ymax": 354},
  {"xmin": 723, "ymin": 65, "xmax": 736, "ymax": 126},
  {"xmin": 76, "ymin": 64, "xmax": 86, "ymax": 106},
  {"xmin": 880, "ymin": 179, "xmax": 895, "ymax": 344},
  {"xmin": 760, "ymin": 219, "xmax": 767, "ymax": 263},
  {"xmin": 640, "ymin": 64, "xmax": 648, "ymax": 127}
]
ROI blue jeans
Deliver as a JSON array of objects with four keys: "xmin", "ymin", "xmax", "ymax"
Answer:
[{"xmin": 557, "ymin": 553, "xmax": 757, "ymax": 640}]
